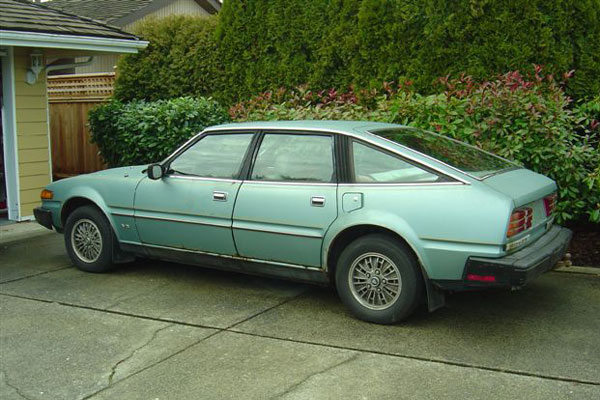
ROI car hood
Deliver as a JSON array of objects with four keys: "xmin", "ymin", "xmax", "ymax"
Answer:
[
  {"xmin": 482, "ymin": 168, "xmax": 556, "ymax": 207},
  {"xmin": 87, "ymin": 165, "xmax": 147, "ymax": 177}
]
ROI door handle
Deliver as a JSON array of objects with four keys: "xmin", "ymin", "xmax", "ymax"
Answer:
[
  {"xmin": 311, "ymin": 196, "xmax": 325, "ymax": 207},
  {"xmin": 213, "ymin": 191, "xmax": 227, "ymax": 201}
]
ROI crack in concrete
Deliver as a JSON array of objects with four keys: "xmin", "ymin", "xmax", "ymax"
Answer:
[
  {"xmin": 104, "ymin": 282, "xmax": 170, "ymax": 311},
  {"xmin": 3, "ymin": 291, "xmax": 599, "ymax": 389},
  {"xmin": 271, "ymin": 353, "xmax": 360, "ymax": 399},
  {"xmin": 105, "ymin": 323, "xmax": 174, "ymax": 387},
  {"xmin": 81, "ymin": 329, "xmax": 224, "ymax": 400},
  {"xmin": 225, "ymin": 289, "xmax": 311, "ymax": 330},
  {"xmin": 1, "ymin": 369, "xmax": 34, "ymax": 400},
  {"xmin": 0, "ymin": 265, "xmax": 72, "ymax": 285}
]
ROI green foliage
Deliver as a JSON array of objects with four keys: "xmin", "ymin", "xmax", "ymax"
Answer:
[
  {"xmin": 88, "ymin": 97, "xmax": 230, "ymax": 167},
  {"xmin": 114, "ymin": 1, "xmax": 600, "ymax": 103},
  {"xmin": 214, "ymin": 0, "xmax": 600, "ymax": 102},
  {"xmin": 114, "ymin": 16, "xmax": 222, "ymax": 102},
  {"xmin": 231, "ymin": 71, "xmax": 600, "ymax": 223}
]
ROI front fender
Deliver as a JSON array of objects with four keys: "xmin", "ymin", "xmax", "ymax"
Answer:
[{"xmin": 59, "ymin": 187, "xmax": 117, "ymax": 234}]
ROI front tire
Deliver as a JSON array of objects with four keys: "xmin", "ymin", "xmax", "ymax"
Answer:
[
  {"xmin": 335, "ymin": 234, "xmax": 423, "ymax": 324},
  {"xmin": 64, "ymin": 205, "xmax": 114, "ymax": 273}
]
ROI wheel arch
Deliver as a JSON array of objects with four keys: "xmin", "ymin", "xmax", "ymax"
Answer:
[
  {"xmin": 325, "ymin": 224, "xmax": 425, "ymax": 278},
  {"xmin": 60, "ymin": 193, "xmax": 117, "ymax": 237},
  {"xmin": 324, "ymin": 222, "xmax": 446, "ymax": 312}
]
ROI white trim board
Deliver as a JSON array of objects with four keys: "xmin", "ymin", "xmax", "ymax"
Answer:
[{"xmin": 1, "ymin": 47, "xmax": 21, "ymax": 221}]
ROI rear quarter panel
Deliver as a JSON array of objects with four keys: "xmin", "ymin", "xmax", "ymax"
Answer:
[{"xmin": 325, "ymin": 182, "xmax": 513, "ymax": 280}]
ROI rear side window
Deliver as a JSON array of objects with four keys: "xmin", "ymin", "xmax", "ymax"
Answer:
[
  {"xmin": 352, "ymin": 140, "xmax": 439, "ymax": 183},
  {"xmin": 169, "ymin": 133, "xmax": 253, "ymax": 179},
  {"xmin": 251, "ymin": 134, "xmax": 335, "ymax": 182}
]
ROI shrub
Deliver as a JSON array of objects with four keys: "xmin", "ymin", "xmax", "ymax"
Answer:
[
  {"xmin": 114, "ymin": 16, "xmax": 222, "ymax": 102},
  {"xmin": 231, "ymin": 70, "xmax": 600, "ymax": 223},
  {"xmin": 215, "ymin": 0, "xmax": 600, "ymax": 102},
  {"xmin": 114, "ymin": 1, "xmax": 600, "ymax": 103},
  {"xmin": 385, "ymin": 70, "xmax": 600, "ymax": 223},
  {"xmin": 88, "ymin": 97, "xmax": 230, "ymax": 167}
]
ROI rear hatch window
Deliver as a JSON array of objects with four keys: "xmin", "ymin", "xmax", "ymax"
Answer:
[{"xmin": 374, "ymin": 127, "xmax": 517, "ymax": 179}]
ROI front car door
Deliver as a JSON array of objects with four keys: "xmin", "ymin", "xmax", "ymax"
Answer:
[
  {"xmin": 232, "ymin": 131, "xmax": 338, "ymax": 267},
  {"xmin": 134, "ymin": 132, "xmax": 255, "ymax": 255}
]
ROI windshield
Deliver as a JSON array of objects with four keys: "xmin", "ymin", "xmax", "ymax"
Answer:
[{"xmin": 374, "ymin": 128, "xmax": 517, "ymax": 179}]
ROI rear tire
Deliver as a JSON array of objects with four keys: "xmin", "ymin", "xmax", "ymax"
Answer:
[
  {"xmin": 64, "ymin": 205, "xmax": 114, "ymax": 273},
  {"xmin": 335, "ymin": 234, "xmax": 423, "ymax": 324}
]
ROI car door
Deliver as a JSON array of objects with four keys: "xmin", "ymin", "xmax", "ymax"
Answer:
[
  {"xmin": 232, "ymin": 132, "xmax": 338, "ymax": 267},
  {"xmin": 134, "ymin": 132, "xmax": 255, "ymax": 255}
]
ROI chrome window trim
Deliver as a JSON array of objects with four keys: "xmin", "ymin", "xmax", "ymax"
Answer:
[
  {"xmin": 160, "ymin": 130, "xmax": 257, "ymax": 174},
  {"xmin": 167, "ymin": 175, "xmax": 242, "ymax": 183},
  {"xmin": 368, "ymin": 127, "xmax": 520, "ymax": 182},
  {"xmin": 240, "ymin": 180, "xmax": 337, "ymax": 187},
  {"xmin": 339, "ymin": 181, "xmax": 465, "ymax": 188},
  {"xmin": 250, "ymin": 131, "xmax": 337, "ymax": 184},
  {"xmin": 202, "ymin": 125, "xmax": 472, "ymax": 185},
  {"xmin": 120, "ymin": 241, "xmax": 321, "ymax": 271}
]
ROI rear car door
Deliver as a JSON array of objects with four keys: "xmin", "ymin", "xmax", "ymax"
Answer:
[
  {"xmin": 134, "ymin": 132, "xmax": 255, "ymax": 255},
  {"xmin": 232, "ymin": 132, "xmax": 338, "ymax": 267}
]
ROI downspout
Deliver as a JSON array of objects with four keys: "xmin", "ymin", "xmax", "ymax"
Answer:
[
  {"xmin": 26, "ymin": 56, "xmax": 95, "ymax": 84},
  {"xmin": 45, "ymin": 56, "xmax": 94, "ymax": 74}
]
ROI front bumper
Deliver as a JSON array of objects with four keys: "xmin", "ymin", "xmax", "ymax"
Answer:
[
  {"xmin": 33, "ymin": 207, "xmax": 54, "ymax": 230},
  {"xmin": 434, "ymin": 226, "xmax": 572, "ymax": 290}
]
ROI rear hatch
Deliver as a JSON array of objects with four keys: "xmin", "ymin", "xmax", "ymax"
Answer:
[{"xmin": 483, "ymin": 169, "xmax": 557, "ymax": 250}]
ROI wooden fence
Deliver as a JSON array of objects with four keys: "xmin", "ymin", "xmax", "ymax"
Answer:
[{"xmin": 48, "ymin": 73, "xmax": 114, "ymax": 178}]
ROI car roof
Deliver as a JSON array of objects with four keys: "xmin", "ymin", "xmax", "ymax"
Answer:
[{"xmin": 204, "ymin": 120, "xmax": 402, "ymax": 140}]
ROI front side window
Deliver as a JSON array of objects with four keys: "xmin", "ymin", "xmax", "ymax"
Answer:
[
  {"xmin": 352, "ymin": 140, "xmax": 440, "ymax": 183},
  {"xmin": 169, "ymin": 133, "xmax": 253, "ymax": 179},
  {"xmin": 251, "ymin": 134, "xmax": 335, "ymax": 182}
]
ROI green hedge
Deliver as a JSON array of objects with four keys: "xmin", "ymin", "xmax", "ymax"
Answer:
[
  {"xmin": 114, "ymin": 0, "xmax": 600, "ymax": 103},
  {"xmin": 232, "ymin": 71, "xmax": 600, "ymax": 224},
  {"xmin": 114, "ymin": 15, "xmax": 222, "ymax": 102},
  {"xmin": 88, "ymin": 97, "xmax": 230, "ymax": 167}
]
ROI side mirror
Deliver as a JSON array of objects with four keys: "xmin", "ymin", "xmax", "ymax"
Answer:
[{"xmin": 147, "ymin": 163, "xmax": 164, "ymax": 180}]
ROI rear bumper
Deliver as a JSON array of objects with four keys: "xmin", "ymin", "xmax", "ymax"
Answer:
[
  {"xmin": 434, "ymin": 226, "xmax": 572, "ymax": 290},
  {"xmin": 33, "ymin": 207, "xmax": 54, "ymax": 231}
]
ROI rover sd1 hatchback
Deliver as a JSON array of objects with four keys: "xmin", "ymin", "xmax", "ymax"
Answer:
[{"xmin": 34, "ymin": 121, "xmax": 571, "ymax": 324}]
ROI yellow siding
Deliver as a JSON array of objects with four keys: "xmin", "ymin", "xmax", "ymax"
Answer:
[
  {"xmin": 17, "ymin": 135, "xmax": 49, "ymax": 150},
  {"xmin": 16, "ymin": 108, "xmax": 47, "ymax": 123},
  {"xmin": 16, "ymin": 95, "xmax": 46, "ymax": 109},
  {"xmin": 13, "ymin": 48, "xmax": 51, "ymax": 219},
  {"xmin": 19, "ymin": 162, "xmax": 50, "ymax": 177},
  {"xmin": 20, "ymin": 189, "xmax": 43, "ymax": 204},
  {"xmin": 20, "ymin": 203, "xmax": 40, "ymax": 219},
  {"xmin": 17, "ymin": 121, "xmax": 47, "ymax": 136},
  {"xmin": 18, "ymin": 148, "xmax": 49, "ymax": 163},
  {"xmin": 19, "ymin": 175, "xmax": 50, "ymax": 191}
]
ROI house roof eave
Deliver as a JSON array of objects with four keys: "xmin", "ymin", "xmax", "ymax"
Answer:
[{"xmin": 0, "ymin": 30, "xmax": 148, "ymax": 54}]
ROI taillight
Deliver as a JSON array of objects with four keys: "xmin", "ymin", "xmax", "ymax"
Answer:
[
  {"xmin": 466, "ymin": 274, "xmax": 496, "ymax": 283},
  {"xmin": 543, "ymin": 193, "xmax": 557, "ymax": 216},
  {"xmin": 507, "ymin": 207, "xmax": 533, "ymax": 238}
]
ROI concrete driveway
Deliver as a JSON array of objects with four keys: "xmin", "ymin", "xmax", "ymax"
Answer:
[{"xmin": 1, "ymin": 231, "xmax": 599, "ymax": 399}]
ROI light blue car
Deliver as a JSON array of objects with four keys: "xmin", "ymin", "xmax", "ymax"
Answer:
[{"xmin": 34, "ymin": 121, "xmax": 572, "ymax": 324}]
